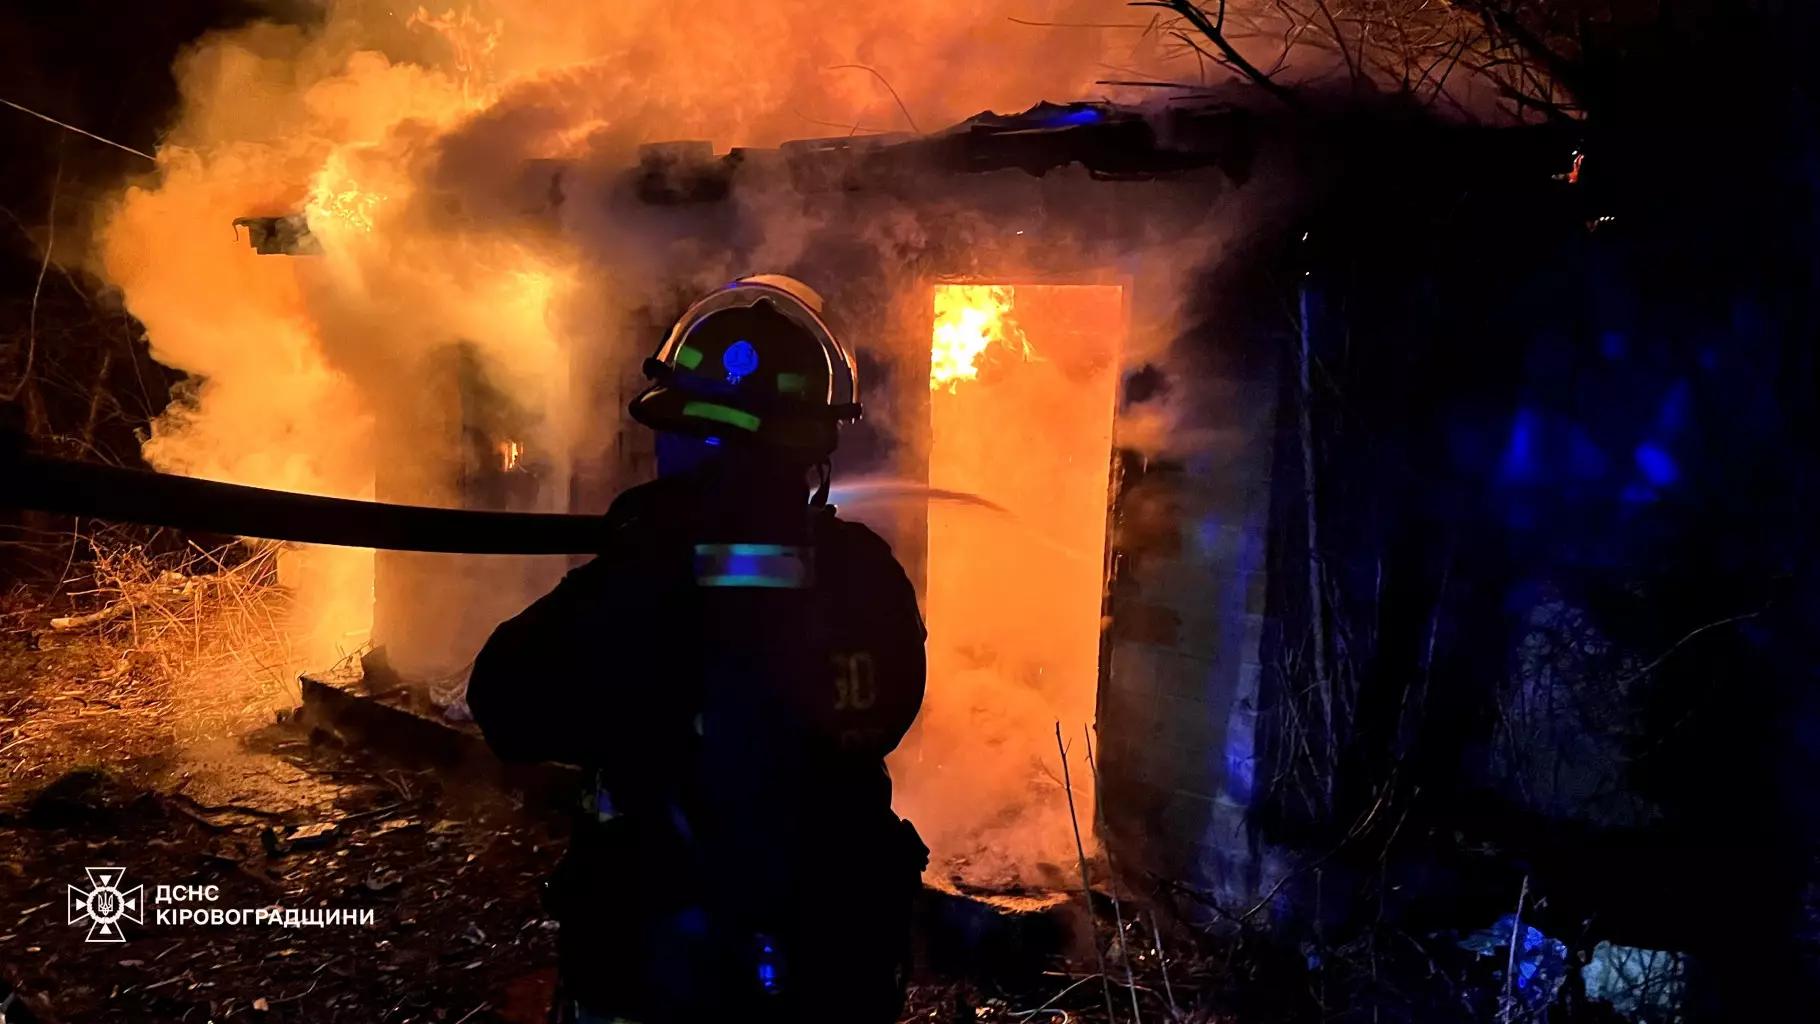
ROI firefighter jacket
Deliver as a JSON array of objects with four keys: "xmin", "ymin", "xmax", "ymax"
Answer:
[{"xmin": 467, "ymin": 461, "xmax": 927, "ymax": 1022}]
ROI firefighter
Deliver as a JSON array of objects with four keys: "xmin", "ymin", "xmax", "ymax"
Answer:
[{"xmin": 466, "ymin": 275, "xmax": 929, "ymax": 1024}]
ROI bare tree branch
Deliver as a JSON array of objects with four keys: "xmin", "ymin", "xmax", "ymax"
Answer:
[
  {"xmin": 825, "ymin": 64, "xmax": 922, "ymax": 134},
  {"xmin": 3, "ymin": 146, "xmax": 61, "ymax": 404},
  {"xmin": 1134, "ymin": 0, "xmax": 1306, "ymax": 106},
  {"xmin": 1309, "ymin": 0, "xmax": 1360, "ymax": 83},
  {"xmin": 1451, "ymin": 0, "xmax": 1587, "ymax": 103},
  {"xmin": 0, "ymin": 95, "xmax": 157, "ymax": 162}
]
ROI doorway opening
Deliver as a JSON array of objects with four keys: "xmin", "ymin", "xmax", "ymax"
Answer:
[{"xmin": 895, "ymin": 281, "xmax": 1125, "ymax": 889}]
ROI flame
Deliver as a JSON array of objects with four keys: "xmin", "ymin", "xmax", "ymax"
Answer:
[
  {"xmin": 497, "ymin": 439, "xmax": 523, "ymax": 471},
  {"xmin": 87, "ymin": 1, "xmax": 1185, "ymax": 878},
  {"xmin": 904, "ymin": 282, "xmax": 1123, "ymax": 888},
  {"xmin": 307, "ymin": 176, "xmax": 388, "ymax": 236},
  {"xmin": 930, "ymin": 285, "xmax": 1033, "ymax": 392},
  {"xmin": 406, "ymin": 5, "xmax": 505, "ymax": 102}
]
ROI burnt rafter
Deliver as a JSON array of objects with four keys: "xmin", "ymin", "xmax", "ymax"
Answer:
[
  {"xmin": 234, "ymin": 100, "xmax": 1254, "ymax": 236},
  {"xmin": 642, "ymin": 100, "xmax": 1251, "ymax": 203}
]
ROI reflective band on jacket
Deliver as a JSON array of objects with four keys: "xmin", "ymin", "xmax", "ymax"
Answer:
[{"xmin": 693, "ymin": 543, "xmax": 812, "ymax": 588}]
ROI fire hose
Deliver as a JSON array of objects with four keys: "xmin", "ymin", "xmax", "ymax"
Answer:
[{"xmin": 3, "ymin": 450, "xmax": 605, "ymax": 554}]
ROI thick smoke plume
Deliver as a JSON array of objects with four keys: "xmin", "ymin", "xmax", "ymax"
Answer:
[
  {"xmin": 94, "ymin": 0, "xmax": 1175, "ymax": 654},
  {"xmin": 89, "ymin": 0, "xmax": 1215, "ymax": 885}
]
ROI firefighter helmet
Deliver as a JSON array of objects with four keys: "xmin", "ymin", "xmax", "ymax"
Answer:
[{"xmin": 629, "ymin": 275, "xmax": 861, "ymax": 458}]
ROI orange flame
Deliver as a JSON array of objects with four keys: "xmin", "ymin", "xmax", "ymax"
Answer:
[
  {"xmin": 306, "ymin": 177, "xmax": 388, "ymax": 235},
  {"xmin": 930, "ymin": 285, "xmax": 1032, "ymax": 392},
  {"xmin": 406, "ymin": 5, "xmax": 504, "ymax": 101},
  {"xmin": 904, "ymin": 282, "xmax": 1123, "ymax": 888},
  {"xmin": 496, "ymin": 439, "xmax": 523, "ymax": 471},
  {"xmin": 90, "ymin": 1, "xmax": 1184, "ymax": 882}
]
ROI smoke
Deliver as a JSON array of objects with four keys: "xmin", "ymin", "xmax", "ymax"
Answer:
[
  {"xmin": 88, "ymin": 0, "xmax": 1180, "ymax": 654},
  {"xmin": 86, "ymin": 1, "xmax": 1289, "ymax": 885}
]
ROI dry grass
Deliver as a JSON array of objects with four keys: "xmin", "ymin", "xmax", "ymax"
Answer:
[
  {"xmin": 67, "ymin": 531, "xmax": 296, "ymax": 690},
  {"xmin": 1, "ymin": 525, "xmax": 304, "ymax": 787}
]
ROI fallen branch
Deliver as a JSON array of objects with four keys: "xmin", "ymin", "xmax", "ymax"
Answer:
[
  {"xmin": 1084, "ymin": 724, "xmax": 1143, "ymax": 1024},
  {"xmin": 158, "ymin": 796, "xmax": 236, "ymax": 832},
  {"xmin": 1497, "ymin": 874, "xmax": 1529, "ymax": 1024},
  {"xmin": 1012, "ymin": 972, "xmax": 1103, "ymax": 1020},
  {"xmin": 170, "ymin": 791, "xmax": 289, "ymax": 821},
  {"xmin": 49, "ymin": 600, "xmax": 134, "ymax": 632},
  {"xmin": 268, "ymin": 980, "xmax": 318, "ymax": 1005},
  {"xmin": 1149, "ymin": 911, "xmax": 1180, "ymax": 1019},
  {"xmin": 1056, "ymin": 722, "xmax": 1117, "ymax": 1023},
  {"xmin": 50, "ymin": 571, "xmax": 200, "ymax": 632},
  {"xmin": 338, "ymin": 801, "xmax": 407, "ymax": 822}
]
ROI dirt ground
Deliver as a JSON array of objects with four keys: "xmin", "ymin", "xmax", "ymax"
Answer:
[
  {"xmin": 0, "ymin": 614, "xmax": 1225, "ymax": 1024},
  {"xmin": 0, "ymin": 627, "xmax": 569, "ymax": 1024}
]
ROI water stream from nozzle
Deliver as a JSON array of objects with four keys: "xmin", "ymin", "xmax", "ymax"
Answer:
[
  {"xmin": 827, "ymin": 475, "xmax": 1007, "ymax": 513},
  {"xmin": 826, "ymin": 475, "xmax": 1096, "ymax": 563}
]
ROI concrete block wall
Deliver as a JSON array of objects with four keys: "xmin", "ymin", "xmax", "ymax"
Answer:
[{"xmin": 1099, "ymin": 352, "xmax": 1278, "ymax": 915}]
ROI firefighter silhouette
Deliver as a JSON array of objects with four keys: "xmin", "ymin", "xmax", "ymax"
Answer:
[{"xmin": 468, "ymin": 275, "xmax": 928, "ymax": 1024}]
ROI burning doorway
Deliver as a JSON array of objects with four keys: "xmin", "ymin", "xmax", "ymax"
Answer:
[{"xmin": 892, "ymin": 282, "xmax": 1125, "ymax": 890}]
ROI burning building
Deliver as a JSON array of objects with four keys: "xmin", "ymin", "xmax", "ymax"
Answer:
[
  {"xmin": 335, "ymin": 98, "xmax": 1287, "ymax": 901},
  {"xmin": 34, "ymin": 4, "xmax": 1815, "ymax": 1012}
]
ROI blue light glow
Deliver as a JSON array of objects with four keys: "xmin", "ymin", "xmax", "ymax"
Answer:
[
  {"xmin": 723, "ymin": 339, "xmax": 760, "ymax": 379},
  {"xmin": 1500, "ymin": 409, "xmax": 1540, "ymax": 481},
  {"xmin": 1634, "ymin": 443, "xmax": 1678, "ymax": 486},
  {"xmin": 1044, "ymin": 108, "xmax": 1102, "ymax": 126},
  {"xmin": 757, "ymin": 940, "xmax": 780, "ymax": 992}
]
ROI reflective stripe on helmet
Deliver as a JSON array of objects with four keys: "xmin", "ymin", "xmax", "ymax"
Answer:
[
  {"xmin": 681, "ymin": 401, "xmax": 761, "ymax": 432},
  {"xmin": 693, "ymin": 543, "xmax": 812, "ymax": 589}
]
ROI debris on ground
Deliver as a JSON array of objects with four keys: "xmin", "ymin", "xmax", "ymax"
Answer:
[
  {"xmin": 1, "ymin": 609, "xmax": 567, "ymax": 1024},
  {"xmin": 2, "ymin": 583, "xmax": 1277, "ymax": 1024}
]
